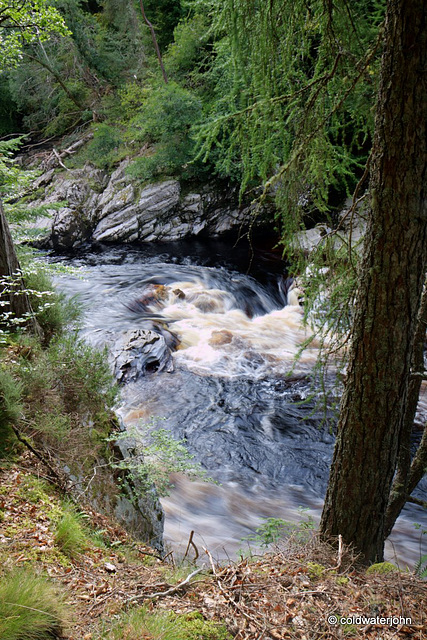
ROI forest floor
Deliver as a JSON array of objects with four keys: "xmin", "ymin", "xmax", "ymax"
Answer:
[{"xmin": 0, "ymin": 453, "xmax": 426, "ymax": 640}]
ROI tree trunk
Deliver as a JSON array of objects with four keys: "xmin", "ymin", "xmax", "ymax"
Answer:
[
  {"xmin": 0, "ymin": 199, "xmax": 43, "ymax": 337},
  {"xmin": 138, "ymin": 0, "xmax": 168, "ymax": 84},
  {"xmin": 384, "ymin": 283, "xmax": 427, "ymax": 537},
  {"xmin": 320, "ymin": 0, "xmax": 427, "ymax": 564}
]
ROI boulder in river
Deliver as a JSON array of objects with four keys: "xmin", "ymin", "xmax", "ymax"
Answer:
[{"xmin": 111, "ymin": 329, "xmax": 174, "ymax": 382}]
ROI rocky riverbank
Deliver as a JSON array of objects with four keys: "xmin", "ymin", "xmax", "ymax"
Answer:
[{"xmin": 27, "ymin": 158, "xmax": 273, "ymax": 250}]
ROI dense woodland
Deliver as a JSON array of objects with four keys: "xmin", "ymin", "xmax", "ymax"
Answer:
[{"xmin": 0, "ymin": 1, "xmax": 427, "ymax": 638}]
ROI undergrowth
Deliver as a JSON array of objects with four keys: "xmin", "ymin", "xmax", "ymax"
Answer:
[
  {"xmin": 54, "ymin": 506, "xmax": 88, "ymax": 559},
  {"xmin": 97, "ymin": 607, "xmax": 231, "ymax": 640},
  {"xmin": 0, "ymin": 569, "xmax": 67, "ymax": 640}
]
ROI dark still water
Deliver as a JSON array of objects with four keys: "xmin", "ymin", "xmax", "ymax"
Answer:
[{"xmin": 49, "ymin": 239, "xmax": 427, "ymax": 567}]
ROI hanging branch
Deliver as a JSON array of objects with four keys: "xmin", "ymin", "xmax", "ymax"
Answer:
[{"xmin": 138, "ymin": 0, "xmax": 168, "ymax": 84}]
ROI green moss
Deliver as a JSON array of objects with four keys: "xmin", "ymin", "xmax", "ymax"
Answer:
[
  {"xmin": 366, "ymin": 562, "xmax": 399, "ymax": 575},
  {"xmin": 306, "ymin": 562, "xmax": 327, "ymax": 579},
  {"xmin": 336, "ymin": 576, "xmax": 349, "ymax": 585}
]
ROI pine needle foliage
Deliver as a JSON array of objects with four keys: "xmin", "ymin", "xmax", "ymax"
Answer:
[
  {"xmin": 189, "ymin": 0, "xmax": 385, "ymax": 395},
  {"xmin": 194, "ymin": 0, "xmax": 384, "ymax": 216}
]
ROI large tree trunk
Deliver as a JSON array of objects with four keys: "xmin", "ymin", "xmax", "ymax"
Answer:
[
  {"xmin": 384, "ymin": 283, "xmax": 427, "ymax": 537},
  {"xmin": 0, "ymin": 199, "xmax": 42, "ymax": 337},
  {"xmin": 320, "ymin": 0, "xmax": 427, "ymax": 564}
]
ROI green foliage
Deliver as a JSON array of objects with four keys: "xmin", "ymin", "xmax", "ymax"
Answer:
[
  {"xmin": 243, "ymin": 508, "xmax": 315, "ymax": 550},
  {"xmin": 0, "ymin": 137, "xmax": 35, "ymax": 200},
  {"xmin": 126, "ymin": 81, "xmax": 203, "ymax": 181},
  {"xmin": 414, "ymin": 555, "xmax": 427, "ymax": 578},
  {"xmin": 143, "ymin": 0, "xmax": 185, "ymax": 51},
  {"xmin": 54, "ymin": 507, "xmax": 87, "ymax": 558},
  {"xmin": 0, "ymin": 78, "xmax": 19, "ymax": 135},
  {"xmin": 193, "ymin": 0, "xmax": 384, "ymax": 203},
  {"xmin": 0, "ymin": 266, "xmax": 79, "ymax": 346},
  {"xmin": 413, "ymin": 524, "xmax": 427, "ymax": 577},
  {"xmin": 87, "ymin": 123, "xmax": 124, "ymax": 169},
  {"xmin": 111, "ymin": 425, "xmax": 214, "ymax": 497},
  {"xmin": 0, "ymin": 569, "xmax": 67, "ymax": 640},
  {"xmin": 0, "ymin": 367, "xmax": 23, "ymax": 427},
  {"xmin": 0, "ymin": 367, "xmax": 23, "ymax": 456},
  {"xmin": 165, "ymin": 13, "xmax": 211, "ymax": 83},
  {"xmin": 22, "ymin": 332, "xmax": 118, "ymax": 421},
  {"xmin": 1, "ymin": 328, "xmax": 118, "ymax": 477},
  {"xmin": 0, "ymin": 0, "xmax": 70, "ymax": 69},
  {"xmin": 23, "ymin": 268, "xmax": 80, "ymax": 342},
  {"xmin": 98, "ymin": 607, "xmax": 231, "ymax": 640}
]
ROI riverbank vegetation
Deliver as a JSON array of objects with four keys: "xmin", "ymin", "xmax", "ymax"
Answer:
[{"xmin": 1, "ymin": 456, "xmax": 426, "ymax": 640}]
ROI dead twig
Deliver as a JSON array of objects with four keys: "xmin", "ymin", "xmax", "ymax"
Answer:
[
  {"xmin": 126, "ymin": 566, "xmax": 204, "ymax": 603},
  {"xmin": 183, "ymin": 530, "xmax": 199, "ymax": 563}
]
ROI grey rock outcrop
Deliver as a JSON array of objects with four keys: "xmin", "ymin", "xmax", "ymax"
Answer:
[
  {"xmin": 28, "ymin": 159, "xmax": 269, "ymax": 250},
  {"xmin": 111, "ymin": 328, "xmax": 174, "ymax": 382}
]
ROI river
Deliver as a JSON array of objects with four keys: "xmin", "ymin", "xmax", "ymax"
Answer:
[{"xmin": 49, "ymin": 236, "xmax": 427, "ymax": 568}]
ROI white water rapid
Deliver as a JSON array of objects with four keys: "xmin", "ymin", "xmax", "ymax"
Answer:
[{"xmin": 51, "ymin": 241, "xmax": 427, "ymax": 568}]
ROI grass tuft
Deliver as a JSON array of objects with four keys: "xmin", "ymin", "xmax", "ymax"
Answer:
[
  {"xmin": 98, "ymin": 607, "xmax": 231, "ymax": 640},
  {"xmin": 54, "ymin": 508, "xmax": 87, "ymax": 558},
  {"xmin": 0, "ymin": 569, "xmax": 67, "ymax": 640}
]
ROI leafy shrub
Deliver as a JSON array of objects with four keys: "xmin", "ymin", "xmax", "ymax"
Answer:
[
  {"xmin": 126, "ymin": 81, "xmax": 203, "ymax": 181},
  {"xmin": 0, "ymin": 569, "xmax": 67, "ymax": 640},
  {"xmin": 9, "ymin": 331, "xmax": 118, "ymax": 479},
  {"xmin": 243, "ymin": 508, "xmax": 315, "ymax": 549},
  {"xmin": 24, "ymin": 268, "xmax": 80, "ymax": 343},
  {"xmin": 165, "ymin": 14, "xmax": 210, "ymax": 80},
  {"xmin": 87, "ymin": 123, "xmax": 124, "ymax": 169},
  {"xmin": 111, "ymin": 425, "xmax": 214, "ymax": 497}
]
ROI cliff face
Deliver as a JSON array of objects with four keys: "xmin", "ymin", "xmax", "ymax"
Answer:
[{"xmin": 29, "ymin": 160, "xmax": 271, "ymax": 250}]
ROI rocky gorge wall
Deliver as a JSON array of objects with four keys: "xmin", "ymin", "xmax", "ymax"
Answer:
[{"xmin": 29, "ymin": 159, "xmax": 270, "ymax": 250}]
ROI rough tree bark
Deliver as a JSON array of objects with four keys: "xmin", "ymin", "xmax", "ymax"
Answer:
[
  {"xmin": 320, "ymin": 0, "xmax": 427, "ymax": 564},
  {"xmin": 0, "ymin": 199, "xmax": 42, "ymax": 337},
  {"xmin": 384, "ymin": 283, "xmax": 427, "ymax": 536}
]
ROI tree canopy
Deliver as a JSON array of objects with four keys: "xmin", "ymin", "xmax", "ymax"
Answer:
[{"xmin": 0, "ymin": 0, "xmax": 70, "ymax": 68}]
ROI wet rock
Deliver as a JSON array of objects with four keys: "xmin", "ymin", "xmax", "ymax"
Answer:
[
  {"xmin": 209, "ymin": 330, "xmax": 233, "ymax": 346},
  {"xmin": 111, "ymin": 329, "xmax": 174, "ymax": 382},
  {"xmin": 24, "ymin": 156, "xmax": 273, "ymax": 248},
  {"xmin": 51, "ymin": 207, "xmax": 91, "ymax": 250},
  {"xmin": 126, "ymin": 284, "xmax": 169, "ymax": 313}
]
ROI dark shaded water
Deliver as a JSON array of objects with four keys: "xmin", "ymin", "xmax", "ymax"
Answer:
[{"xmin": 50, "ymin": 240, "xmax": 427, "ymax": 567}]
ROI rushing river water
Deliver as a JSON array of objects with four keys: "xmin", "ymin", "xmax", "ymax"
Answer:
[{"xmin": 50, "ymin": 238, "xmax": 427, "ymax": 568}]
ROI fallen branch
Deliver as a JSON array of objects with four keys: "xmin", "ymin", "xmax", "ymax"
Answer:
[
  {"xmin": 203, "ymin": 547, "xmax": 265, "ymax": 630},
  {"xmin": 126, "ymin": 566, "xmax": 204, "ymax": 603},
  {"xmin": 52, "ymin": 148, "xmax": 69, "ymax": 171},
  {"xmin": 11, "ymin": 426, "xmax": 66, "ymax": 490}
]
